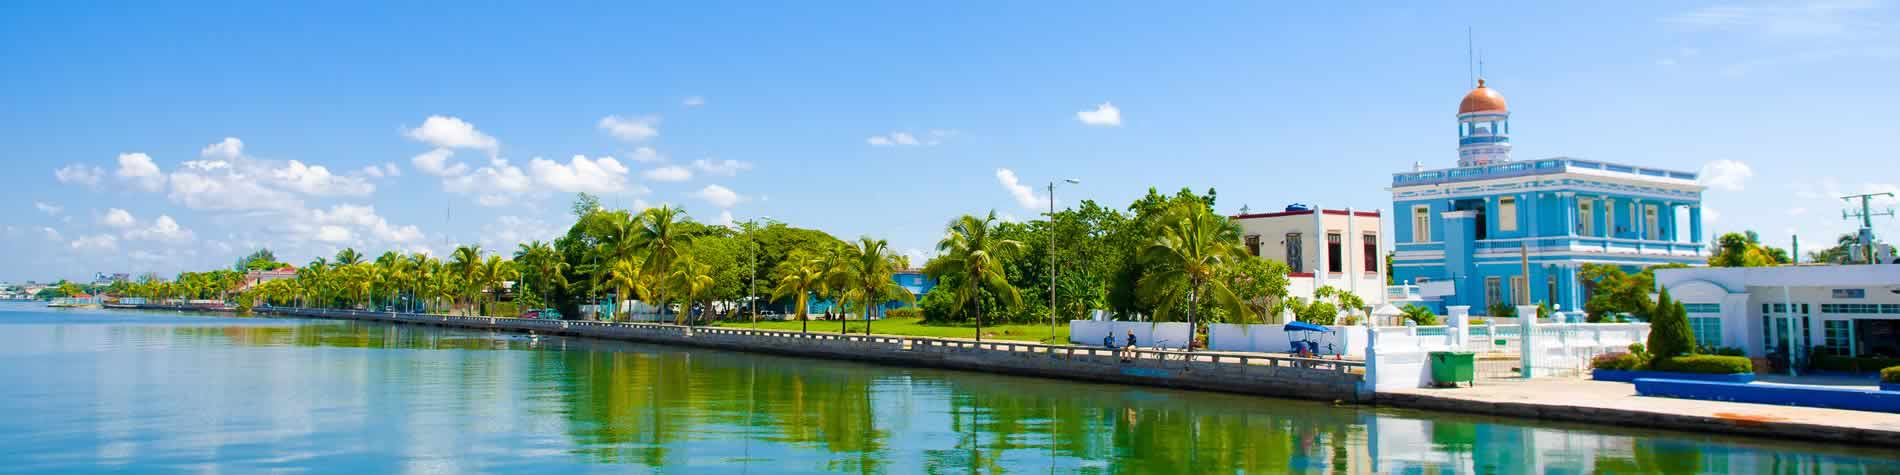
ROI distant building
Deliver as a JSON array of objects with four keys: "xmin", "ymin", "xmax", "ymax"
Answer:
[
  {"xmin": 1656, "ymin": 265, "xmax": 1900, "ymax": 362},
  {"xmin": 1231, "ymin": 205, "xmax": 1386, "ymax": 307},
  {"xmin": 1390, "ymin": 79, "xmax": 1707, "ymax": 314},
  {"xmin": 243, "ymin": 266, "xmax": 298, "ymax": 290}
]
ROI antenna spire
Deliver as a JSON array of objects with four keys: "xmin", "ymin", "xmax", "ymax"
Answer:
[{"xmin": 1466, "ymin": 27, "xmax": 1475, "ymax": 88}]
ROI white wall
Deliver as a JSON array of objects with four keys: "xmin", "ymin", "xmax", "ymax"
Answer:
[
  {"xmin": 1205, "ymin": 323, "xmax": 1366, "ymax": 356},
  {"xmin": 1068, "ymin": 321, "xmax": 1191, "ymax": 349}
]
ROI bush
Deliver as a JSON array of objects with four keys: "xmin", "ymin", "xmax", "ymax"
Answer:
[
  {"xmin": 1627, "ymin": 343, "xmax": 1646, "ymax": 355},
  {"xmin": 1645, "ymin": 289, "xmax": 1695, "ymax": 359},
  {"xmin": 1648, "ymin": 355, "xmax": 1753, "ymax": 374},
  {"xmin": 1400, "ymin": 304, "xmax": 1438, "ymax": 325},
  {"xmin": 1884, "ymin": 366, "xmax": 1900, "ymax": 384},
  {"xmin": 1812, "ymin": 352, "xmax": 1900, "ymax": 373},
  {"xmin": 885, "ymin": 308, "xmax": 921, "ymax": 320},
  {"xmin": 1486, "ymin": 302, "xmax": 1516, "ymax": 318},
  {"xmin": 1297, "ymin": 300, "xmax": 1338, "ymax": 325},
  {"xmin": 1592, "ymin": 352, "xmax": 1643, "ymax": 371},
  {"xmin": 918, "ymin": 290, "xmax": 962, "ymax": 323}
]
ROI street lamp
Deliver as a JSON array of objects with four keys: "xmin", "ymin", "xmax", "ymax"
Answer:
[
  {"xmin": 740, "ymin": 216, "xmax": 771, "ymax": 328},
  {"xmin": 1049, "ymin": 178, "xmax": 1081, "ymax": 342}
]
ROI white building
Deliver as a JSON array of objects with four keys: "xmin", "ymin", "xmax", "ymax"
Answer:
[
  {"xmin": 1231, "ymin": 206, "xmax": 1386, "ymax": 309},
  {"xmin": 1654, "ymin": 265, "xmax": 1900, "ymax": 360}
]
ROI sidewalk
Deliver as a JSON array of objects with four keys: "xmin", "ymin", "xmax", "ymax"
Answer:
[{"xmin": 1379, "ymin": 378, "xmax": 1900, "ymax": 448}]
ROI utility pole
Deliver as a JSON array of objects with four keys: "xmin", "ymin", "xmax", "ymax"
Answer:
[
  {"xmin": 1048, "ymin": 178, "xmax": 1080, "ymax": 342},
  {"xmin": 1840, "ymin": 192, "xmax": 1895, "ymax": 263}
]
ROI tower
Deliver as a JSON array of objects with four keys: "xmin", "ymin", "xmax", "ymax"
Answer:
[{"xmin": 1457, "ymin": 79, "xmax": 1511, "ymax": 167}]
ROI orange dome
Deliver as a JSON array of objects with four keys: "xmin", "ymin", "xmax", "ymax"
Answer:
[{"xmin": 1458, "ymin": 79, "xmax": 1507, "ymax": 114}]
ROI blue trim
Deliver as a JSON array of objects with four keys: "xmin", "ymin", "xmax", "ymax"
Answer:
[
  {"xmin": 1592, "ymin": 369, "xmax": 1755, "ymax": 383},
  {"xmin": 1884, "ymin": 383, "xmax": 1900, "ymax": 392},
  {"xmin": 1635, "ymin": 379, "xmax": 1900, "ymax": 414}
]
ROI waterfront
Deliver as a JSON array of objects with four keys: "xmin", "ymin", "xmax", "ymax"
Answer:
[{"xmin": 6, "ymin": 304, "xmax": 1900, "ymax": 473}]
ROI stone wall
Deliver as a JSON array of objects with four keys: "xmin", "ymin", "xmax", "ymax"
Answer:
[{"xmin": 262, "ymin": 308, "xmax": 1368, "ymax": 402}]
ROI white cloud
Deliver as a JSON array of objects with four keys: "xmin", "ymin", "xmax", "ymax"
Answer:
[
  {"xmin": 273, "ymin": 160, "xmax": 375, "ymax": 196},
  {"xmin": 116, "ymin": 152, "xmax": 167, "ymax": 192},
  {"xmin": 310, "ymin": 204, "xmax": 424, "ymax": 243},
  {"xmin": 314, "ymin": 225, "xmax": 352, "ymax": 243},
  {"xmin": 628, "ymin": 147, "xmax": 665, "ymax": 163},
  {"xmin": 167, "ymin": 163, "xmax": 304, "ymax": 212},
  {"xmin": 411, "ymin": 148, "xmax": 468, "ymax": 177},
  {"xmin": 405, "ymin": 116, "xmax": 499, "ymax": 154},
  {"xmin": 41, "ymin": 227, "xmax": 61, "ymax": 241},
  {"xmin": 442, "ymin": 158, "xmax": 533, "ymax": 196},
  {"xmin": 1703, "ymin": 207, "xmax": 1723, "ymax": 224},
  {"xmin": 717, "ymin": 210, "xmax": 734, "ymax": 226},
  {"xmin": 101, "ymin": 208, "xmax": 137, "ymax": 228},
  {"xmin": 34, "ymin": 202, "xmax": 62, "ymax": 216},
  {"xmin": 477, "ymin": 194, "xmax": 512, "ymax": 207},
  {"xmin": 361, "ymin": 162, "xmax": 402, "ymax": 179},
  {"xmin": 643, "ymin": 165, "xmax": 693, "ymax": 182},
  {"xmin": 683, "ymin": 96, "xmax": 705, "ymax": 107},
  {"xmin": 480, "ymin": 215, "xmax": 564, "ymax": 250},
  {"xmin": 693, "ymin": 184, "xmax": 743, "ymax": 209},
  {"xmin": 598, "ymin": 115, "xmax": 660, "ymax": 142},
  {"xmin": 1699, "ymin": 160, "xmax": 1753, "ymax": 191},
  {"xmin": 124, "ymin": 215, "xmax": 194, "ymax": 243},
  {"xmin": 1789, "ymin": 207, "xmax": 1809, "ymax": 216},
  {"xmin": 70, "ymin": 234, "xmax": 118, "ymax": 252},
  {"xmin": 55, "ymin": 164, "xmax": 104, "ymax": 186},
  {"xmin": 692, "ymin": 158, "xmax": 752, "ymax": 176},
  {"xmin": 865, "ymin": 130, "xmax": 958, "ymax": 147},
  {"xmin": 1076, "ymin": 102, "xmax": 1122, "ymax": 127},
  {"xmin": 1668, "ymin": 2, "xmax": 1880, "ymax": 37},
  {"xmin": 995, "ymin": 168, "xmax": 1043, "ymax": 210},
  {"xmin": 531, "ymin": 155, "xmax": 632, "ymax": 193},
  {"xmin": 200, "ymin": 137, "xmax": 244, "ymax": 160}
]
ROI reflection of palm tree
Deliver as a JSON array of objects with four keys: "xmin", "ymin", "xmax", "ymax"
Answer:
[{"xmin": 924, "ymin": 211, "xmax": 1024, "ymax": 342}]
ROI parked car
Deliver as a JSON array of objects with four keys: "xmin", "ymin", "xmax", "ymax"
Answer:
[
  {"xmin": 520, "ymin": 309, "xmax": 544, "ymax": 319},
  {"xmin": 534, "ymin": 308, "xmax": 562, "ymax": 320}
]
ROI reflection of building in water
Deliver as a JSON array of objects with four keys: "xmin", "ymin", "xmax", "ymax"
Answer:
[{"xmin": 1363, "ymin": 413, "xmax": 1897, "ymax": 473}]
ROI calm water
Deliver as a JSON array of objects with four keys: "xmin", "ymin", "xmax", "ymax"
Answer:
[{"xmin": 3, "ymin": 303, "xmax": 1898, "ymax": 474}]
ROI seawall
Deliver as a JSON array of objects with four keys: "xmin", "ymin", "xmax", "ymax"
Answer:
[{"xmin": 256, "ymin": 307, "xmax": 1369, "ymax": 403}]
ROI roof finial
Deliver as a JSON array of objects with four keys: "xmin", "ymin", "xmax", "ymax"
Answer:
[{"xmin": 1477, "ymin": 78, "xmax": 1486, "ymax": 88}]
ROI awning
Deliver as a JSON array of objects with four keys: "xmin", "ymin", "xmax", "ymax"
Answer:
[{"xmin": 1283, "ymin": 321, "xmax": 1333, "ymax": 333}]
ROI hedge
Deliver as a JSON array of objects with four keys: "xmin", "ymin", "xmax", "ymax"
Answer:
[
  {"xmin": 1811, "ymin": 353, "xmax": 1900, "ymax": 374},
  {"xmin": 1591, "ymin": 352, "xmax": 1643, "ymax": 371},
  {"xmin": 885, "ymin": 308, "xmax": 921, "ymax": 320},
  {"xmin": 1884, "ymin": 366, "xmax": 1900, "ymax": 384},
  {"xmin": 1648, "ymin": 355, "xmax": 1753, "ymax": 375}
]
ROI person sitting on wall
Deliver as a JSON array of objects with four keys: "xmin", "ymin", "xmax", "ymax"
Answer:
[
  {"xmin": 1103, "ymin": 332, "xmax": 1115, "ymax": 350},
  {"xmin": 1122, "ymin": 330, "xmax": 1138, "ymax": 362}
]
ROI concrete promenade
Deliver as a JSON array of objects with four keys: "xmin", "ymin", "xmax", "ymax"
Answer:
[
  {"xmin": 1379, "ymin": 379, "xmax": 1900, "ymax": 448},
  {"xmin": 255, "ymin": 307, "xmax": 1370, "ymax": 402}
]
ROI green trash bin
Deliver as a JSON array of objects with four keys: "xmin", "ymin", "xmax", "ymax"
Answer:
[{"xmin": 1430, "ymin": 351, "xmax": 1475, "ymax": 388}]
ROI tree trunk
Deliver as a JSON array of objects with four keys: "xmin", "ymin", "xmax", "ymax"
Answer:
[{"xmin": 974, "ymin": 297, "xmax": 984, "ymax": 343}]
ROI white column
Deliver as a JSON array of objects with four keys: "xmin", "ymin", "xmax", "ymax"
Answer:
[
  {"xmin": 1313, "ymin": 208, "xmax": 1327, "ymax": 289},
  {"xmin": 1448, "ymin": 305, "xmax": 1471, "ymax": 349},
  {"xmin": 1519, "ymin": 304, "xmax": 1541, "ymax": 379}
]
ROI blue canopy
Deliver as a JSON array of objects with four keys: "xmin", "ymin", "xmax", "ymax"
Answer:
[{"xmin": 1282, "ymin": 321, "xmax": 1333, "ymax": 333}]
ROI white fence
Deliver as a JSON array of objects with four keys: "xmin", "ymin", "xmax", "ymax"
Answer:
[
  {"xmin": 1206, "ymin": 323, "xmax": 1367, "ymax": 356},
  {"xmin": 1067, "ymin": 321, "xmax": 1192, "ymax": 350}
]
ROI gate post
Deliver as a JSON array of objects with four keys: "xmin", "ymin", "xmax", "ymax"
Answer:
[{"xmin": 1518, "ymin": 305, "xmax": 1541, "ymax": 379}]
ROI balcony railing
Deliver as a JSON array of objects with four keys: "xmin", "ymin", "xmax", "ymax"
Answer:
[{"xmin": 1392, "ymin": 158, "xmax": 1698, "ymax": 187}]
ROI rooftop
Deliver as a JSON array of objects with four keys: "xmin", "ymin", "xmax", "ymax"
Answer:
[{"xmin": 1391, "ymin": 157, "xmax": 1699, "ymax": 188}]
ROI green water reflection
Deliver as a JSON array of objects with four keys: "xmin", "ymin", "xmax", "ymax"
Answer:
[{"xmin": 3, "ymin": 308, "xmax": 1898, "ymax": 474}]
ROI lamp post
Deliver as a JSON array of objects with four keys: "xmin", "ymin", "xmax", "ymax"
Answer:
[
  {"xmin": 741, "ymin": 216, "xmax": 771, "ymax": 328},
  {"xmin": 1049, "ymin": 178, "xmax": 1081, "ymax": 342}
]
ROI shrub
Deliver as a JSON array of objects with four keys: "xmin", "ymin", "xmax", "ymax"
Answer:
[
  {"xmin": 1297, "ymin": 300, "xmax": 1338, "ymax": 326},
  {"xmin": 1645, "ymin": 289, "xmax": 1695, "ymax": 359},
  {"xmin": 918, "ymin": 289, "xmax": 962, "ymax": 323},
  {"xmin": 1648, "ymin": 355, "xmax": 1753, "ymax": 374},
  {"xmin": 1592, "ymin": 352, "xmax": 1643, "ymax": 371},
  {"xmin": 1627, "ymin": 343, "xmax": 1646, "ymax": 355},
  {"xmin": 1401, "ymin": 304, "xmax": 1438, "ymax": 326},
  {"xmin": 1884, "ymin": 366, "xmax": 1900, "ymax": 384},
  {"xmin": 1486, "ymin": 302, "xmax": 1516, "ymax": 318},
  {"xmin": 885, "ymin": 308, "xmax": 921, "ymax": 320},
  {"xmin": 1468, "ymin": 318, "xmax": 1486, "ymax": 326},
  {"xmin": 1814, "ymin": 352, "xmax": 1900, "ymax": 373}
]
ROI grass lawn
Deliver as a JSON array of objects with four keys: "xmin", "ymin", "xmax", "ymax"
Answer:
[{"xmin": 708, "ymin": 317, "xmax": 1071, "ymax": 343}]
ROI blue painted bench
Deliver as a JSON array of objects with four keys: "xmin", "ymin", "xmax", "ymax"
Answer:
[{"xmin": 1634, "ymin": 378, "xmax": 1900, "ymax": 414}]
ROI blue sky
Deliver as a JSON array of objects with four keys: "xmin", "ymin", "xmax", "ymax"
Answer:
[{"xmin": 3, "ymin": 1, "xmax": 1898, "ymax": 281}]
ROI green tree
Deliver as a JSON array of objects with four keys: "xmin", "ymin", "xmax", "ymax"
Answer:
[
  {"xmin": 923, "ymin": 211, "xmax": 1024, "ymax": 342},
  {"xmin": 1707, "ymin": 232, "xmax": 1780, "ymax": 267},
  {"xmin": 772, "ymin": 250, "xmax": 826, "ymax": 333},
  {"xmin": 1646, "ymin": 288, "xmax": 1695, "ymax": 359},
  {"xmin": 514, "ymin": 240, "xmax": 569, "ymax": 311},
  {"xmin": 1223, "ymin": 256, "xmax": 1291, "ymax": 323},
  {"xmin": 840, "ymin": 237, "xmax": 915, "ymax": 335},
  {"xmin": 335, "ymin": 247, "xmax": 364, "ymax": 266},
  {"xmin": 451, "ymin": 245, "xmax": 483, "ymax": 315},
  {"xmin": 666, "ymin": 255, "xmax": 715, "ymax": 325},
  {"xmin": 629, "ymin": 206, "xmax": 695, "ymax": 321},
  {"xmin": 1136, "ymin": 202, "xmax": 1254, "ymax": 347}
]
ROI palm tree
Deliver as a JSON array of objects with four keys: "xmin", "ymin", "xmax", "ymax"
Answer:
[
  {"xmin": 1136, "ymin": 203, "xmax": 1254, "ymax": 349},
  {"xmin": 666, "ymin": 255, "xmax": 715, "ymax": 326},
  {"xmin": 478, "ymin": 255, "xmax": 517, "ymax": 316},
  {"xmin": 842, "ymin": 237, "xmax": 915, "ymax": 335},
  {"xmin": 629, "ymin": 206, "xmax": 694, "ymax": 321},
  {"xmin": 450, "ymin": 245, "xmax": 483, "ymax": 315},
  {"xmin": 514, "ymin": 240, "xmax": 568, "ymax": 310},
  {"xmin": 815, "ymin": 244, "xmax": 855, "ymax": 333},
  {"xmin": 923, "ymin": 211, "xmax": 1024, "ymax": 342},
  {"xmin": 301, "ymin": 257, "xmax": 330, "ymax": 308},
  {"xmin": 335, "ymin": 248, "xmax": 364, "ymax": 266},
  {"xmin": 605, "ymin": 257, "xmax": 649, "ymax": 322},
  {"xmin": 771, "ymin": 251, "xmax": 825, "ymax": 333}
]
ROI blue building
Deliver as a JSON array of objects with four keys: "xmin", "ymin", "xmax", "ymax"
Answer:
[
  {"xmin": 1390, "ymin": 80, "xmax": 1707, "ymax": 315},
  {"xmin": 804, "ymin": 269, "xmax": 937, "ymax": 316}
]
